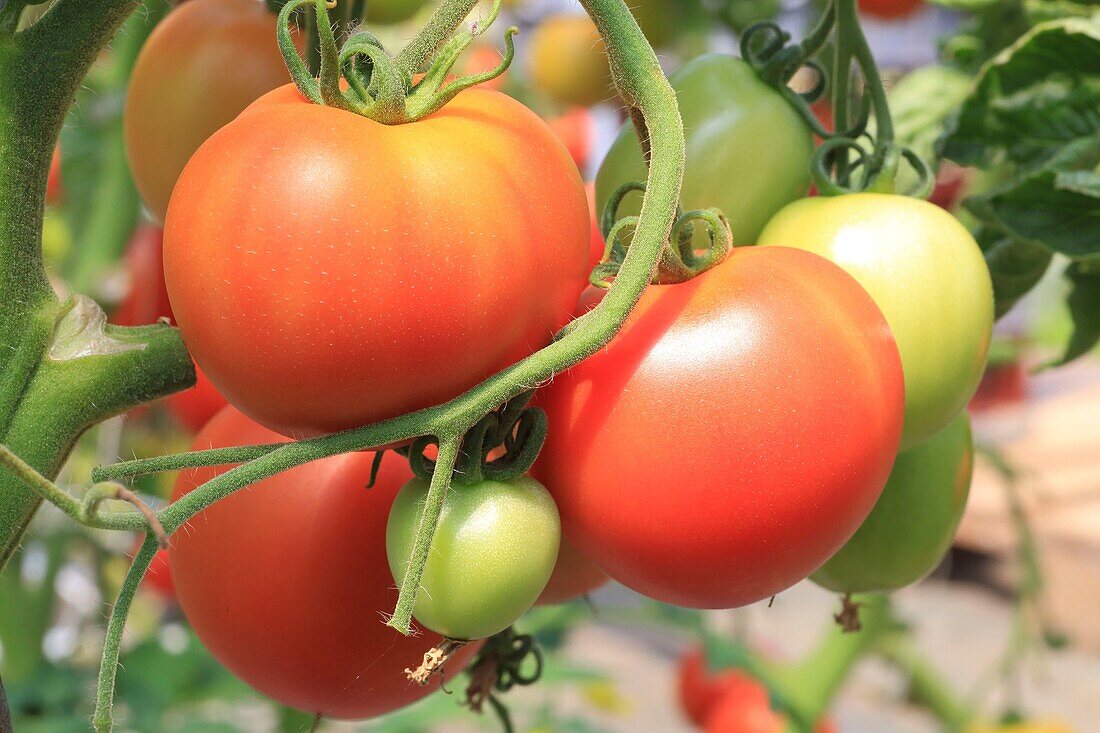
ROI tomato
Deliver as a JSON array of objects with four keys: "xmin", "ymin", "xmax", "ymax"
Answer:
[
  {"xmin": 387, "ymin": 475, "xmax": 560, "ymax": 640},
  {"xmin": 134, "ymin": 542, "xmax": 176, "ymax": 600},
  {"xmin": 758, "ymin": 194, "xmax": 993, "ymax": 448},
  {"xmin": 705, "ymin": 692, "xmax": 785, "ymax": 733},
  {"xmin": 630, "ymin": 0, "xmax": 700, "ymax": 48},
  {"xmin": 364, "ymin": 0, "xmax": 428, "ymax": 24},
  {"xmin": 110, "ymin": 225, "xmax": 228, "ymax": 431},
  {"xmin": 597, "ymin": 55, "xmax": 812, "ymax": 247},
  {"xmin": 169, "ymin": 406, "xmax": 478, "ymax": 718},
  {"xmin": 536, "ymin": 248, "xmax": 905, "ymax": 609},
  {"xmin": 527, "ymin": 14, "xmax": 613, "ymax": 108},
  {"xmin": 548, "ymin": 108, "xmax": 594, "ymax": 172},
  {"xmin": 164, "ymin": 84, "xmax": 589, "ymax": 438},
  {"xmin": 813, "ymin": 413, "xmax": 973, "ymax": 593},
  {"xmin": 46, "ymin": 146, "xmax": 61, "ymax": 204},
  {"xmin": 859, "ymin": 0, "xmax": 923, "ymax": 19},
  {"xmin": 124, "ymin": 0, "xmax": 293, "ymax": 223},
  {"xmin": 678, "ymin": 648, "xmax": 770, "ymax": 727},
  {"xmin": 535, "ymin": 535, "xmax": 608, "ymax": 605}
]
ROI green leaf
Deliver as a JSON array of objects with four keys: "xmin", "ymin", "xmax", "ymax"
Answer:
[
  {"xmin": 963, "ymin": 136, "xmax": 1100, "ymax": 257},
  {"xmin": 977, "ymin": 228, "xmax": 1055, "ymax": 318},
  {"xmin": 1053, "ymin": 260, "xmax": 1100, "ymax": 364},
  {"xmin": 940, "ymin": 18, "xmax": 1100, "ymax": 169}
]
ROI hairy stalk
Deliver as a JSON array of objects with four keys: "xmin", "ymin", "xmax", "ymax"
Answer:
[{"xmin": 395, "ymin": 0, "xmax": 479, "ymax": 75}]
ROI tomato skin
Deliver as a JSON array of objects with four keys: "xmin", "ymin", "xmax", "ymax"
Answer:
[
  {"xmin": 124, "ymin": 0, "xmax": 293, "ymax": 223},
  {"xmin": 535, "ymin": 534, "xmax": 608, "ymax": 605},
  {"xmin": 859, "ymin": 0, "xmax": 923, "ymax": 19},
  {"xmin": 364, "ymin": 0, "xmax": 427, "ymax": 24},
  {"xmin": 164, "ymin": 366, "xmax": 227, "ymax": 432},
  {"xmin": 165, "ymin": 84, "xmax": 589, "ymax": 438},
  {"xmin": 678, "ymin": 649, "xmax": 770, "ymax": 727},
  {"xmin": 169, "ymin": 407, "xmax": 478, "ymax": 718},
  {"xmin": 386, "ymin": 475, "xmax": 560, "ymax": 640},
  {"xmin": 814, "ymin": 413, "xmax": 973, "ymax": 593},
  {"xmin": 758, "ymin": 194, "xmax": 993, "ymax": 448},
  {"xmin": 528, "ymin": 15, "xmax": 613, "ymax": 107},
  {"xmin": 704, "ymin": 693, "xmax": 785, "ymax": 733},
  {"xmin": 536, "ymin": 248, "xmax": 905, "ymax": 609},
  {"xmin": 46, "ymin": 146, "xmax": 62, "ymax": 204},
  {"xmin": 597, "ymin": 55, "xmax": 812, "ymax": 247},
  {"xmin": 547, "ymin": 108, "xmax": 594, "ymax": 172}
]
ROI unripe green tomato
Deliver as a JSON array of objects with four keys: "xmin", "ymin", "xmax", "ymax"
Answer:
[
  {"xmin": 758, "ymin": 194, "xmax": 993, "ymax": 448},
  {"xmin": 386, "ymin": 475, "xmax": 561, "ymax": 640},
  {"xmin": 629, "ymin": 0, "xmax": 698, "ymax": 48},
  {"xmin": 597, "ymin": 55, "xmax": 812, "ymax": 247},
  {"xmin": 812, "ymin": 413, "xmax": 973, "ymax": 593},
  {"xmin": 365, "ymin": 0, "xmax": 428, "ymax": 24}
]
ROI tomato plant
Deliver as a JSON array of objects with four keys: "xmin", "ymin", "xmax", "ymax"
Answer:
[
  {"xmin": 536, "ymin": 247, "xmax": 905, "ymax": 609},
  {"xmin": 124, "ymin": 0, "xmax": 293, "ymax": 222},
  {"xmin": 527, "ymin": 14, "xmax": 613, "ymax": 107},
  {"xmin": 169, "ymin": 406, "xmax": 479, "ymax": 717},
  {"xmin": 387, "ymin": 474, "xmax": 560, "ymax": 640},
  {"xmin": 758, "ymin": 194, "xmax": 994, "ymax": 448},
  {"xmin": 813, "ymin": 413, "xmax": 974, "ymax": 593},
  {"xmin": 597, "ymin": 54, "xmax": 813, "ymax": 246},
  {"xmin": 164, "ymin": 83, "xmax": 589, "ymax": 437}
]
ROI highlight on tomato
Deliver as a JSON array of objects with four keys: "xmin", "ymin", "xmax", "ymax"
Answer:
[
  {"xmin": 536, "ymin": 246, "xmax": 905, "ymax": 609},
  {"xmin": 169, "ymin": 406, "xmax": 479, "ymax": 718},
  {"xmin": 124, "ymin": 0, "xmax": 294, "ymax": 222}
]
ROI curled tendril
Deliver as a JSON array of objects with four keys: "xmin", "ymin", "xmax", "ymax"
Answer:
[
  {"xmin": 812, "ymin": 138, "xmax": 934, "ymax": 199},
  {"xmin": 407, "ymin": 395, "xmax": 546, "ymax": 485},
  {"xmin": 740, "ymin": 21, "xmax": 790, "ymax": 68},
  {"xmin": 465, "ymin": 627, "xmax": 544, "ymax": 730},
  {"xmin": 591, "ymin": 183, "xmax": 733, "ymax": 288},
  {"xmin": 276, "ymin": 0, "xmax": 517, "ymax": 125}
]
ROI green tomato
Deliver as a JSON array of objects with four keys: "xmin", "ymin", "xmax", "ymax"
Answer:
[
  {"xmin": 629, "ymin": 0, "xmax": 701, "ymax": 48},
  {"xmin": 365, "ymin": 0, "xmax": 428, "ymax": 24},
  {"xmin": 386, "ymin": 475, "xmax": 560, "ymax": 640},
  {"xmin": 758, "ymin": 194, "xmax": 993, "ymax": 448},
  {"xmin": 813, "ymin": 413, "xmax": 973, "ymax": 593},
  {"xmin": 596, "ymin": 55, "xmax": 813, "ymax": 246}
]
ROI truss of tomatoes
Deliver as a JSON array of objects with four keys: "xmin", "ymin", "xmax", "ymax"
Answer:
[{"xmin": 137, "ymin": 3, "xmax": 993, "ymax": 716}]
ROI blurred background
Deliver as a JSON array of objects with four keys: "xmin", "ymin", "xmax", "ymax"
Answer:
[{"xmin": 3, "ymin": 0, "xmax": 1098, "ymax": 731}]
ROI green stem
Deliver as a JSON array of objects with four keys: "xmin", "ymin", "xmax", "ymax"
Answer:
[
  {"xmin": 395, "ymin": 0, "xmax": 478, "ymax": 76},
  {"xmin": 92, "ymin": 535, "xmax": 155, "ymax": 733},
  {"xmin": 387, "ymin": 438, "xmax": 459, "ymax": 633},
  {"xmin": 875, "ymin": 633, "xmax": 975, "ymax": 732},
  {"xmin": 94, "ymin": 443, "xmax": 285, "ymax": 482}
]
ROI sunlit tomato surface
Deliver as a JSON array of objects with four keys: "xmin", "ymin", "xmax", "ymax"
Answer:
[
  {"xmin": 169, "ymin": 407, "xmax": 478, "ymax": 718},
  {"xmin": 535, "ymin": 534, "xmax": 609, "ymax": 605},
  {"xmin": 364, "ymin": 0, "xmax": 428, "ymax": 24},
  {"xmin": 124, "ymin": 0, "xmax": 293, "ymax": 222},
  {"xmin": 678, "ymin": 649, "xmax": 770, "ymax": 727},
  {"xmin": 164, "ymin": 84, "xmax": 589, "ymax": 438},
  {"xmin": 814, "ymin": 413, "xmax": 973, "ymax": 593},
  {"xmin": 758, "ymin": 194, "xmax": 993, "ymax": 448},
  {"xmin": 598, "ymin": 55, "xmax": 812, "ymax": 247},
  {"xmin": 387, "ymin": 475, "xmax": 560, "ymax": 640},
  {"xmin": 528, "ymin": 14, "xmax": 613, "ymax": 107},
  {"xmin": 859, "ymin": 0, "xmax": 923, "ymax": 19},
  {"xmin": 536, "ymin": 248, "xmax": 905, "ymax": 609}
]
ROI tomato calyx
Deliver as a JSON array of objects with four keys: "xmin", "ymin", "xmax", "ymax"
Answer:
[
  {"xmin": 833, "ymin": 593, "xmax": 865, "ymax": 633},
  {"xmin": 277, "ymin": 0, "xmax": 517, "ymax": 124},
  {"xmin": 591, "ymin": 181, "xmax": 734, "ymax": 288},
  {"xmin": 406, "ymin": 637, "xmax": 472, "ymax": 686},
  {"xmin": 404, "ymin": 395, "xmax": 547, "ymax": 486}
]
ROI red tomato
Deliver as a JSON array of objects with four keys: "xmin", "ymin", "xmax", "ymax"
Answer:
[
  {"xmin": 124, "ymin": 0, "xmax": 294, "ymax": 222},
  {"xmin": 705, "ymin": 691, "xmax": 785, "ymax": 733},
  {"xmin": 858, "ymin": 0, "xmax": 923, "ymax": 19},
  {"xmin": 169, "ymin": 406, "xmax": 478, "ymax": 718},
  {"xmin": 536, "ymin": 248, "xmax": 904, "ymax": 608},
  {"xmin": 164, "ymin": 84, "xmax": 589, "ymax": 437},
  {"xmin": 110, "ymin": 226, "xmax": 228, "ymax": 431},
  {"xmin": 535, "ymin": 535, "xmax": 609, "ymax": 605},
  {"xmin": 547, "ymin": 107, "xmax": 594, "ymax": 172},
  {"xmin": 678, "ymin": 648, "xmax": 770, "ymax": 727},
  {"xmin": 142, "ymin": 547, "xmax": 176, "ymax": 600},
  {"xmin": 46, "ymin": 146, "xmax": 62, "ymax": 204}
]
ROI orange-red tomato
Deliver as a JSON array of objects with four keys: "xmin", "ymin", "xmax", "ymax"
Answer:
[
  {"xmin": 536, "ymin": 535, "xmax": 609, "ymax": 605},
  {"xmin": 169, "ymin": 406, "xmax": 478, "ymax": 718},
  {"xmin": 165, "ymin": 84, "xmax": 589, "ymax": 437},
  {"xmin": 859, "ymin": 0, "xmax": 923, "ymax": 19},
  {"xmin": 678, "ymin": 648, "xmax": 770, "ymax": 727},
  {"xmin": 536, "ymin": 248, "xmax": 905, "ymax": 608},
  {"xmin": 46, "ymin": 146, "xmax": 61, "ymax": 204},
  {"xmin": 165, "ymin": 366, "xmax": 227, "ymax": 432},
  {"xmin": 528, "ymin": 14, "xmax": 613, "ymax": 107},
  {"xmin": 705, "ymin": 692, "xmax": 786, "ymax": 733},
  {"xmin": 547, "ymin": 107, "xmax": 594, "ymax": 172},
  {"xmin": 124, "ymin": 0, "xmax": 293, "ymax": 222}
]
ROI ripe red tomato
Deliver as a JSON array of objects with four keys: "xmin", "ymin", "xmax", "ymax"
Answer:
[
  {"xmin": 535, "ymin": 535, "xmax": 609, "ymax": 605},
  {"xmin": 547, "ymin": 108, "xmax": 594, "ymax": 172},
  {"xmin": 124, "ymin": 0, "xmax": 293, "ymax": 222},
  {"xmin": 169, "ymin": 406, "xmax": 478, "ymax": 717},
  {"xmin": 859, "ymin": 0, "xmax": 923, "ymax": 19},
  {"xmin": 536, "ymin": 248, "xmax": 905, "ymax": 608},
  {"xmin": 164, "ymin": 84, "xmax": 589, "ymax": 437},
  {"xmin": 110, "ymin": 225, "xmax": 227, "ymax": 431},
  {"xmin": 705, "ymin": 693, "xmax": 785, "ymax": 733},
  {"xmin": 46, "ymin": 146, "xmax": 62, "ymax": 204},
  {"xmin": 678, "ymin": 648, "xmax": 770, "ymax": 727}
]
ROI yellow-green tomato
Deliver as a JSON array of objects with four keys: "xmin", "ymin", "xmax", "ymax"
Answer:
[
  {"xmin": 527, "ymin": 14, "xmax": 613, "ymax": 108},
  {"xmin": 813, "ymin": 413, "xmax": 973, "ymax": 593},
  {"xmin": 386, "ymin": 475, "xmax": 561, "ymax": 640},
  {"xmin": 596, "ymin": 55, "xmax": 813, "ymax": 246},
  {"xmin": 365, "ymin": 0, "xmax": 428, "ymax": 24},
  {"xmin": 758, "ymin": 194, "xmax": 993, "ymax": 448}
]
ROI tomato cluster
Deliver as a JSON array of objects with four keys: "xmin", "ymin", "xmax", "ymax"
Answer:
[{"xmin": 113, "ymin": 0, "xmax": 995, "ymax": 721}]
